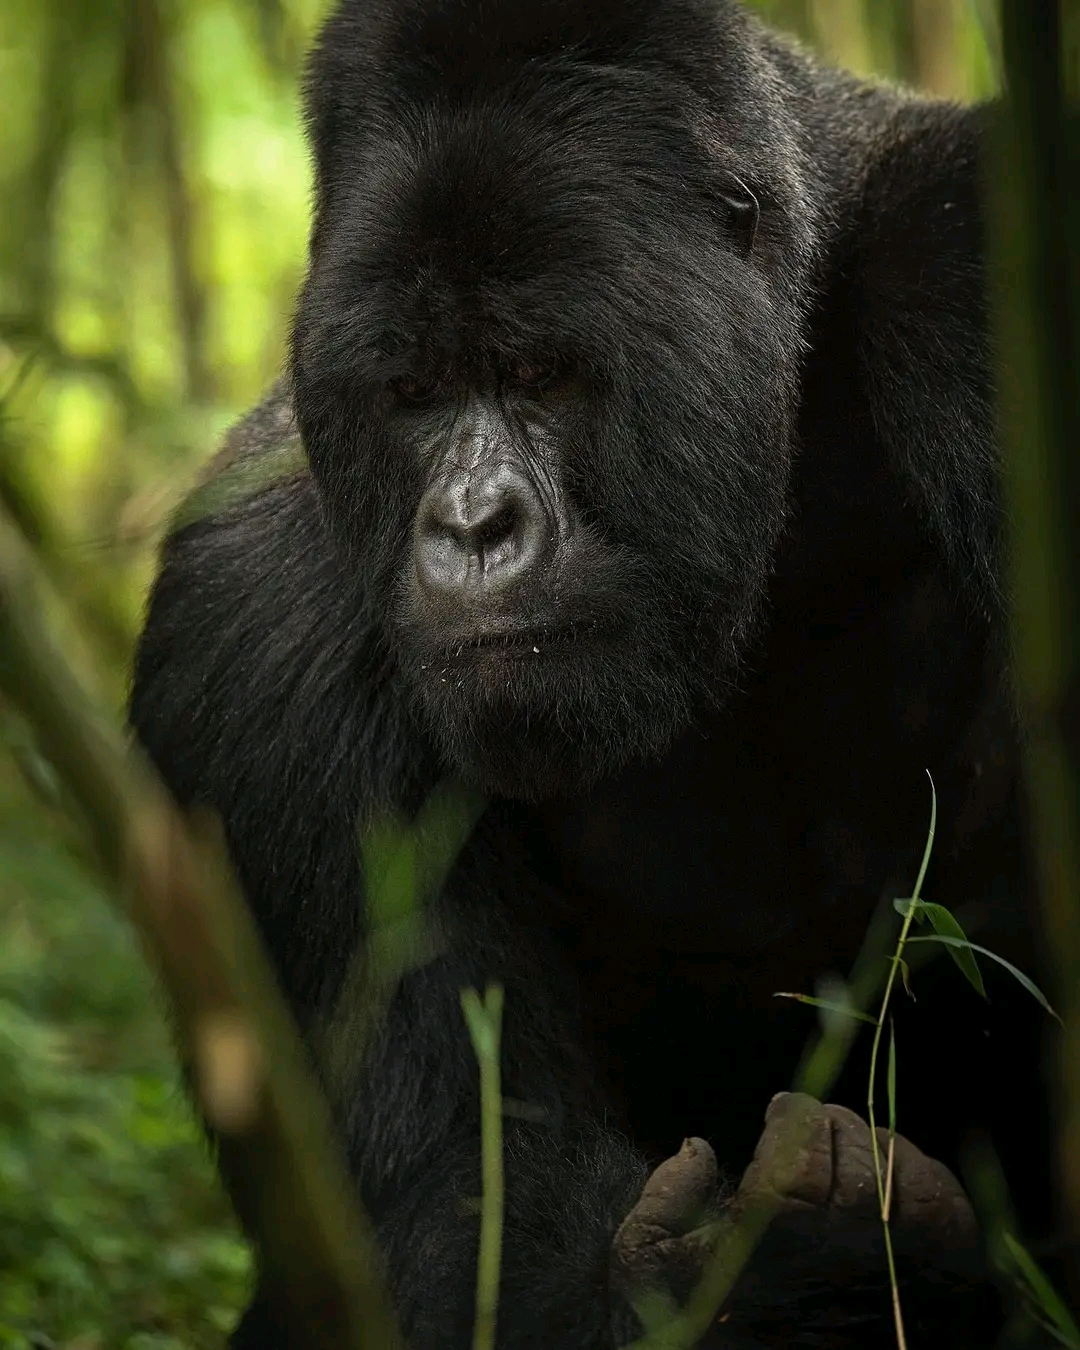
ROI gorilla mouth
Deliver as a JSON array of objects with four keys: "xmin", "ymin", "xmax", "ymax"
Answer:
[
  {"xmin": 436, "ymin": 620, "xmax": 604, "ymax": 661},
  {"xmin": 432, "ymin": 634, "xmax": 560, "ymax": 669},
  {"xmin": 468, "ymin": 628, "xmax": 568, "ymax": 651},
  {"xmin": 467, "ymin": 630, "xmax": 551, "ymax": 650}
]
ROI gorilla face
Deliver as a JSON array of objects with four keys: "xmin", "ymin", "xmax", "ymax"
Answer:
[{"xmin": 292, "ymin": 67, "xmax": 804, "ymax": 799}]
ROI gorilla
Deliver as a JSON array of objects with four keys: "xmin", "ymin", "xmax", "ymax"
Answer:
[{"xmin": 130, "ymin": 0, "xmax": 1063, "ymax": 1344}]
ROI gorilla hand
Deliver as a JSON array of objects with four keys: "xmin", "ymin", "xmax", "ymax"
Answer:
[{"xmin": 611, "ymin": 1093, "xmax": 982, "ymax": 1346}]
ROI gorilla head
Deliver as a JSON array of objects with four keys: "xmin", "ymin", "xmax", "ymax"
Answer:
[{"xmin": 290, "ymin": 1, "xmax": 819, "ymax": 799}]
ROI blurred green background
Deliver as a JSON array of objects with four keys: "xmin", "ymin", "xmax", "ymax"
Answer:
[{"xmin": 0, "ymin": 2, "xmax": 1003, "ymax": 1346}]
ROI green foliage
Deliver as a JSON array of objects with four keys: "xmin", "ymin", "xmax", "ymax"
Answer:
[
  {"xmin": 786, "ymin": 782, "xmax": 1072, "ymax": 1347},
  {"xmin": 0, "ymin": 766, "xmax": 251, "ymax": 1348}
]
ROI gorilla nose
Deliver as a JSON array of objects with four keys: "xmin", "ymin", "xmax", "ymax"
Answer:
[{"xmin": 415, "ymin": 463, "xmax": 552, "ymax": 598}]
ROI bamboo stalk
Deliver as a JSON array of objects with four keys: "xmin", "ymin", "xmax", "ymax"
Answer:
[{"xmin": 993, "ymin": 0, "xmax": 1080, "ymax": 1245}]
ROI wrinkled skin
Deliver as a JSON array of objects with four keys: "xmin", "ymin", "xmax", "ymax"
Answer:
[{"xmin": 613, "ymin": 1095, "xmax": 981, "ymax": 1345}]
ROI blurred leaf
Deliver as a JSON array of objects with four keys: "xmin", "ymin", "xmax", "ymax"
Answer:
[
  {"xmin": 170, "ymin": 436, "xmax": 308, "ymax": 531},
  {"xmin": 1000, "ymin": 1231, "xmax": 1080, "ymax": 1348}
]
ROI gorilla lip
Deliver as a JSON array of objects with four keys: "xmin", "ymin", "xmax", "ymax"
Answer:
[
  {"xmin": 445, "ymin": 624, "xmax": 584, "ymax": 657},
  {"xmin": 465, "ymin": 631, "xmax": 547, "ymax": 651}
]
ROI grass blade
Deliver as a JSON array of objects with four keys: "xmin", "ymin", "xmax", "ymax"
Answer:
[
  {"xmin": 883, "ymin": 1020, "xmax": 898, "ymax": 1222},
  {"xmin": 1001, "ymin": 1232, "xmax": 1080, "ymax": 1347},
  {"xmin": 905, "ymin": 937, "xmax": 1060, "ymax": 1021},
  {"xmin": 910, "ymin": 772, "xmax": 937, "ymax": 903},
  {"xmin": 773, "ymin": 992, "xmax": 876, "ymax": 1024}
]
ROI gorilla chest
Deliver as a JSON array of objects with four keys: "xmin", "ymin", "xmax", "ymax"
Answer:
[
  {"xmin": 533, "ymin": 570, "xmax": 1006, "ymax": 962},
  {"xmin": 538, "ymin": 756, "xmax": 808, "ymax": 955},
  {"xmin": 536, "ymin": 706, "xmax": 939, "ymax": 963}
]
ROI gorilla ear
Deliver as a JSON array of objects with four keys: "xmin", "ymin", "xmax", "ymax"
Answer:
[{"xmin": 718, "ymin": 174, "xmax": 759, "ymax": 255}]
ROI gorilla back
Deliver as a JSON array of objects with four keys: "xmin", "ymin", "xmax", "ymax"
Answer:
[{"xmin": 131, "ymin": 0, "xmax": 1060, "ymax": 1345}]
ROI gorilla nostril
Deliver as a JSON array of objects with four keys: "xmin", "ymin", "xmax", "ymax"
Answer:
[{"xmin": 472, "ymin": 503, "xmax": 520, "ymax": 553}]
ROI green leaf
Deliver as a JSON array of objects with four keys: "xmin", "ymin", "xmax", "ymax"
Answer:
[
  {"xmin": 905, "ymin": 937, "xmax": 1060, "ymax": 1022},
  {"xmin": 894, "ymin": 898, "xmax": 986, "ymax": 998},
  {"xmin": 1001, "ymin": 1231, "xmax": 1080, "ymax": 1347},
  {"xmin": 773, "ymin": 992, "xmax": 877, "ymax": 1024}
]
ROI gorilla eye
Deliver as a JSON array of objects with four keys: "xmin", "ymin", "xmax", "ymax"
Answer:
[
  {"xmin": 718, "ymin": 174, "xmax": 760, "ymax": 256},
  {"xmin": 510, "ymin": 359, "xmax": 557, "ymax": 389},
  {"xmin": 390, "ymin": 372, "xmax": 446, "ymax": 403}
]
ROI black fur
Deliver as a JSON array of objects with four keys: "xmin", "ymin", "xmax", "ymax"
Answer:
[{"xmin": 131, "ymin": 2, "xmax": 1060, "ymax": 1345}]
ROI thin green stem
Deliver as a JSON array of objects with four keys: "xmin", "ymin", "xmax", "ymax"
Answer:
[
  {"xmin": 462, "ymin": 984, "xmax": 505, "ymax": 1350},
  {"xmin": 866, "ymin": 775, "xmax": 936, "ymax": 1350}
]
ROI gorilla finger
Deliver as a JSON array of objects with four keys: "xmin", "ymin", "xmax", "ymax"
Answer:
[
  {"xmin": 733, "ymin": 1091, "xmax": 838, "ymax": 1209},
  {"xmin": 611, "ymin": 1137, "xmax": 719, "ymax": 1302},
  {"xmin": 616, "ymin": 1136, "xmax": 719, "ymax": 1242},
  {"xmin": 872, "ymin": 1126, "xmax": 978, "ymax": 1247}
]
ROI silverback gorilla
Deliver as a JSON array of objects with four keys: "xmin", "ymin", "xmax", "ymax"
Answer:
[{"xmin": 131, "ymin": 0, "xmax": 1064, "ymax": 1345}]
